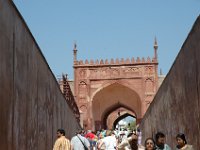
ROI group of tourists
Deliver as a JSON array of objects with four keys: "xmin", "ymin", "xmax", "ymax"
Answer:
[{"xmin": 53, "ymin": 128, "xmax": 194, "ymax": 150}]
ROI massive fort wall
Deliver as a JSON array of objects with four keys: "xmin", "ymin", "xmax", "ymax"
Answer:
[
  {"xmin": 0, "ymin": 1, "xmax": 80, "ymax": 149},
  {"xmin": 140, "ymin": 15, "xmax": 200, "ymax": 149}
]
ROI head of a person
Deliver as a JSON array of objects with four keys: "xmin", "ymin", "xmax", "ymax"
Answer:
[
  {"xmin": 106, "ymin": 130, "xmax": 113, "ymax": 136},
  {"xmin": 145, "ymin": 138, "xmax": 155, "ymax": 150},
  {"xmin": 75, "ymin": 129, "xmax": 83, "ymax": 135},
  {"xmin": 155, "ymin": 132, "xmax": 166, "ymax": 148},
  {"xmin": 128, "ymin": 131, "xmax": 138, "ymax": 141},
  {"xmin": 57, "ymin": 129, "xmax": 65, "ymax": 138},
  {"xmin": 98, "ymin": 133, "xmax": 104, "ymax": 139},
  {"xmin": 87, "ymin": 130, "xmax": 91, "ymax": 133},
  {"xmin": 176, "ymin": 133, "xmax": 187, "ymax": 149},
  {"xmin": 127, "ymin": 132, "xmax": 138, "ymax": 150}
]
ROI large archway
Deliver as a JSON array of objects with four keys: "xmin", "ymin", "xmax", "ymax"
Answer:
[{"xmin": 92, "ymin": 82, "xmax": 142, "ymax": 130}]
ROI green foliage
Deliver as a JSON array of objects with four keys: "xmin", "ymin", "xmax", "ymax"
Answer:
[{"xmin": 126, "ymin": 120, "xmax": 136, "ymax": 130}]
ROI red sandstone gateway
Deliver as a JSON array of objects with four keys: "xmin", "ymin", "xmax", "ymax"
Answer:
[{"xmin": 69, "ymin": 40, "xmax": 161, "ymax": 131}]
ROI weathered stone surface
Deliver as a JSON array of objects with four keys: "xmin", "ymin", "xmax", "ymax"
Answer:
[
  {"xmin": 0, "ymin": 1, "xmax": 80, "ymax": 150},
  {"xmin": 73, "ymin": 44, "xmax": 159, "ymax": 130},
  {"xmin": 140, "ymin": 15, "xmax": 200, "ymax": 149}
]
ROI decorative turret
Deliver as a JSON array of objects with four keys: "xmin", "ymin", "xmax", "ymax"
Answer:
[
  {"xmin": 154, "ymin": 37, "xmax": 158, "ymax": 61},
  {"xmin": 73, "ymin": 42, "xmax": 78, "ymax": 64},
  {"xmin": 160, "ymin": 68, "xmax": 163, "ymax": 75},
  {"xmin": 73, "ymin": 42, "xmax": 158, "ymax": 66}
]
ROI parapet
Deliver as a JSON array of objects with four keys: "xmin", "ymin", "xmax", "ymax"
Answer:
[{"xmin": 74, "ymin": 56, "xmax": 157, "ymax": 66}]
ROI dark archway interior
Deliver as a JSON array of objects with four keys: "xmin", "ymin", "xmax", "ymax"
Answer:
[{"xmin": 101, "ymin": 102, "xmax": 136, "ymax": 129}]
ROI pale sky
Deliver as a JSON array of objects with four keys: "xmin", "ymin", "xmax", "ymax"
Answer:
[{"xmin": 13, "ymin": 0, "xmax": 200, "ymax": 79}]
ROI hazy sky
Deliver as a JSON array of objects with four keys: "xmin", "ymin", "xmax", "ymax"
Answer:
[{"xmin": 13, "ymin": 0, "xmax": 200, "ymax": 79}]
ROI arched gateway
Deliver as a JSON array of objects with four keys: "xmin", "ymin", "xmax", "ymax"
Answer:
[{"xmin": 73, "ymin": 40, "xmax": 159, "ymax": 130}]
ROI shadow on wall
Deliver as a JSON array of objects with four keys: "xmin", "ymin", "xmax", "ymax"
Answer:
[{"xmin": 0, "ymin": 1, "xmax": 81, "ymax": 150}]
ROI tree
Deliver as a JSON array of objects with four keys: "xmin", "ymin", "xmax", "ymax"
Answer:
[{"xmin": 126, "ymin": 120, "xmax": 136, "ymax": 130}]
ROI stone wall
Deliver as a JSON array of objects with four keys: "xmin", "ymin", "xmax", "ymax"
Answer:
[
  {"xmin": 0, "ymin": 1, "xmax": 80, "ymax": 150},
  {"xmin": 140, "ymin": 15, "xmax": 200, "ymax": 149}
]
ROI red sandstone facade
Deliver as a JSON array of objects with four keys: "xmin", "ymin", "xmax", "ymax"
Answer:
[{"xmin": 73, "ymin": 40, "xmax": 159, "ymax": 130}]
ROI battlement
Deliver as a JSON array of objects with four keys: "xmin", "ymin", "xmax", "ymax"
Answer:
[
  {"xmin": 74, "ymin": 56, "xmax": 157, "ymax": 66},
  {"xmin": 73, "ymin": 38, "xmax": 159, "ymax": 67}
]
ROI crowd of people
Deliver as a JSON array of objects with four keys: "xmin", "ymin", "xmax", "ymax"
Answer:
[{"xmin": 53, "ymin": 128, "xmax": 194, "ymax": 150}]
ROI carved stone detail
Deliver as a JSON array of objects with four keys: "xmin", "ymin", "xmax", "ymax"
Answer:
[
  {"xmin": 79, "ymin": 69, "xmax": 86, "ymax": 78},
  {"xmin": 145, "ymin": 78, "xmax": 154, "ymax": 93},
  {"xmin": 90, "ymin": 69, "xmax": 99, "ymax": 78},
  {"xmin": 110, "ymin": 69, "xmax": 120, "ymax": 77},
  {"xmin": 79, "ymin": 81, "xmax": 87, "ymax": 98},
  {"xmin": 101, "ymin": 68, "xmax": 109, "ymax": 77},
  {"xmin": 90, "ymin": 68, "xmax": 120, "ymax": 79},
  {"xmin": 145, "ymin": 66, "xmax": 154, "ymax": 75},
  {"xmin": 123, "ymin": 67, "xmax": 141, "ymax": 76},
  {"xmin": 80, "ymin": 105, "xmax": 87, "ymax": 113}
]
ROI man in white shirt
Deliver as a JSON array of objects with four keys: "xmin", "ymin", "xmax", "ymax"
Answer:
[
  {"xmin": 71, "ymin": 130, "xmax": 90, "ymax": 150},
  {"xmin": 98, "ymin": 130, "xmax": 117, "ymax": 150}
]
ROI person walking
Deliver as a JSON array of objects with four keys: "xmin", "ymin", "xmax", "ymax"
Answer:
[
  {"xmin": 98, "ymin": 130, "xmax": 117, "ymax": 150},
  {"xmin": 117, "ymin": 131, "xmax": 144, "ymax": 150},
  {"xmin": 144, "ymin": 138, "xmax": 156, "ymax": 150},
  {"xmin": 96, "ymin": 132, "xmax": 106, "ymax": 150},
  {"xmin": 155, "ymin": 132, "xmax": 171, "ymax": 150},
  {"xmin": 175, "ymin": 133, "xmax": 194, "ymax": 150},
  {"xmin": 53, "ymin": 129, "xmax": 71, "ymax": 150},
  {"xmin": 71, "ymin": 130, "xmax": 90, "ymax": 150}
]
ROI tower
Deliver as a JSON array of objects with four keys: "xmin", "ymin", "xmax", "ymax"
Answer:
[
  {"xmin": 73, "ymin": 42, "xmax": 78, "ymax": 64},
  {"xmin": 153, "ymin": 37, "xmax": 159, "ymax": 92},
  {"xmin": 154, "ymin": 37, "xmax": 158, "ymax": 61}
]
